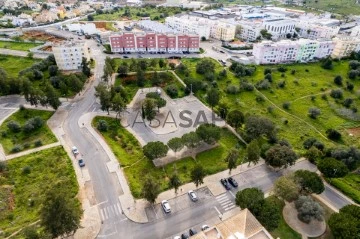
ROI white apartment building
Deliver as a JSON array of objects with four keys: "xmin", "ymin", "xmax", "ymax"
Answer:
[
  {"xmin": 295, "ymin": 22, "xmax": 339, "ymax": 40},
  {"xmin": 332, "ymin": 36, "xmax": 360, "ymax": 58},
  {"xmin": 165, "ymin": 16, "xmax": 211, "ymax": 39},
  {"xmin": 262, "ymin": 18, "xmax": 296, "ymax": 40},
  {"xmin": 350, "ymin": 26, "xmax": 360, "ymax": 37},
  {"xmin": 253, "ymin": 39, "xmax": 334, "ymax": 64},
  {"xmin": 210, "ymin": 22, "xmax": 236, "ymax": 41},
  {"xmin": 52, "ymin": 41, "xmax": 90, "ymax": 70},
  {"xmin": 237, "ymin": 21, "xmax": 262, "ymax": 42}
]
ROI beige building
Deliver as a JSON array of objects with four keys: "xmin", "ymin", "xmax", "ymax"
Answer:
[
  {"xmin": 211, "ymin": 22, "xmax": 236, "ymax": 41},
  {"xmin": 331, "ymin": 36, "xmax": 360, "ymax": 59},
  {"xmin": 190, "ymin": 209, "xmax": 273, "ymax": 239},
  {"xmin": 52, "ymin": 41, "xmax": 90, "ymax": 71}
]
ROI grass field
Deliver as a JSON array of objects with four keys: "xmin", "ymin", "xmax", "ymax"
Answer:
[
  {"xmin": 0, "ymin": 41, "xmax": 42, "ymax": 51},
  {"xmin": 93, "ymin": 116, "xmax": 244, "ymax": 198},
  {"xmin": 0, "ymin": 55, "xmax": 38, "ymax": 77},
  {"xmin": 0, "ymin": 146, "xmax": 79, "ymax": 236},
  {"xmin": 327, "ymin": 173, "xmax": 360, "ymax": 204},
  {"xmin": 0, "ymin": 108, "xmax": 57, "ymax": 154},
  {"xmin": 288, "ymin": 0, "xmax": 360, "ymax": 16},
  {"xmin": 267, "ymin": 196, "xmax": 302, "ymax": 239}
]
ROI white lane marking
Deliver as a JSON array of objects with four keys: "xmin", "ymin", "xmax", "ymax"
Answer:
[
  {"xmin": 214, "ymin": 206, "xmax": 221, "ymax": 215},
  {"xmin": 108, "ymin": 206, "xmax": 114, "ymax": 218},
  {"xmin": 117, "ymin": 203, "xmax": 122, "ymax": 214},
  {"xmin": 103, "ymin": 207, "xmax": 108, "ymax": 220},
  {"xmin": 217, "ymin": 197, "xmax": 230, "ymax": 203},
  {"xmin": 215, "ymin": 194, "xmax": 228, "ymax": 200},
  {"xmin": 229, "ymin": 191, "xmax": 236, "ymax": 198},
  {"xmin": 224, "ymin": 205, "xmax": 236, "ymax": 211},
  {"xmin": 113, "ymin": 205, "xmax": 119, "ymax": 215},
  {"xmin": 100, "ymin": 209, "xmax": 105, "ymax": 221},
  {"xmin": 220, "ymin": 201, "xmax": 232, "ymax": 207}
]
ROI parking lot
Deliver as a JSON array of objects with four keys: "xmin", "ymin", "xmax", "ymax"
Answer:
[{"xmin": 145, "ymin": 187, "xmax": 213, "ymax": 222}]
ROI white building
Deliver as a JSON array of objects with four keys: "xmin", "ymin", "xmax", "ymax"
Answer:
[
  {"xmin": 332, "ymin": 36, "xmax": 360, "ymax": 58},
  {"xmin": 66, "ymin": 23, "xmax": 98, "ymax": 35},
  {"xmin": 211, "ymin": 22, "xmax": 236, "ymax": 41},
  {"xmin": 350, "ymin": 26, "xmax": 360, "ymax": 37},
  {"xmin": 52, "ymin": 41, "xmax": 90, "ymax": 71},
  {"xmin": 165, "ymin": 16, "xmax": 211, "ymax": 39},
  {"xmin": 253, "ymin": 39, "xmax": 334, "ymax": 64},
  {"xmin": 237, "ymin": 21, "xmax": 262, "ymax": 42},
  {"xmin": 295, "ymin": 21, "xmax": 340, "ymax": 40},
  {"xmin": 262, "ymin": 18, "xmax": 296, "ymax": 40}
]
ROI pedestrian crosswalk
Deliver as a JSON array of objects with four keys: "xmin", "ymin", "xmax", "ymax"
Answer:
[
  {"xmin": 215, "ymin": 193, "xmax": 236, "ymax": 211},
  {"xmin": 99, "ymin": 203, "xmax": 122, "ymax": 221}
]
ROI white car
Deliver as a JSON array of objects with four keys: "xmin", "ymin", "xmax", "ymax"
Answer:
[
  {"xmin": 188, "ymin": 190, "xmax": 198, "ymax": 202},
  {"xmin": 72, "ymin": 146, "xmax": 79, "ymax": 156},
  {"xmin": 201, "ymin": 225, "xmax": 210, "ymax": 231},
  {"xmin": 173, "ymin": 237, "xmax": 181, "ymax": 239},
  {"xmin": 161, "ymin": 200, "xmax": 171, "ymax": 213}
]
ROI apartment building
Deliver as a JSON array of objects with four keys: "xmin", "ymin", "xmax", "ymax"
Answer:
[
  {"xmin": 332, "ymin": 36, "xmax": 360, "ymax": 58},
  {"xmin": 52, "ymin": 41, "xmax": 90, "ymax": 70},
  {"xmin": 253, "ymin": 39, "xmax": 334, "ymax": 64},
  {"xmin": 109, "ymin": 32, "xmax": 200, "ymax": 53},
  {"xmin": 165, "ymin": 16, "xmax": 211, "ymax": 39},
  {"xmin": 262, "ymin": 18, "xmax": 296, "ymax": 40},
  {"xmin": 237, "ymin": 21, "xmax": 262, "ymax": 42},
  {"xmin": 211, "ymin": 22, "xmax": 236, "ymax": 41},
  {"xmin": 295, "ymin": 22, "xmax": 339, "ymax": 40},
  {"xmin": 350, "ymin": 26, "xmax": 360, "ymax": 37}
]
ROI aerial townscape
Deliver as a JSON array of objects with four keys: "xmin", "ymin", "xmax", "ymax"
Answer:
[{"xmin": 0, "ymin": 0, "xmax": 360, "ymax": 238}]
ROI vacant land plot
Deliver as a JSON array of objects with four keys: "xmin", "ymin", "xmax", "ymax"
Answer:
[
  {"xmin": 0, "ymin": 108, "xmax": 57, "ymax": 154},
  {"xmin": 93, "ymin": 116, "xmax": 244, "ymax": 198},
  {"xmin": 0, "ymin": 55, "xmax": 38, "ymax": 77},
  {"xmin": 294, "ymin": 0, "xmax": 360, "ymax": 16},
  {"xmin": 0, "ymin": 146, "xmax": 79, "ymax": 236},
  {"xmin": 0, "ymin": 41, "xmax": 42, "ymax": 51}
]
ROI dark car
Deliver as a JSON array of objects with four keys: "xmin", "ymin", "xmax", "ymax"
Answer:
[
  {"xmin": 123, "ymin": 56, "xmax": 129, "ymax": 59},
  {"xmin": 220, "ymin": 50, "xmax": 225, "ymax": 53},
  {"xmin": 78, "ymin": 158, "xmax": 85, "ymax": 167},
  {"xmin": 220, "ymin": 178, "xmax": 230, "ymax": 190},
  {"xmin": 228, "ymin": 177, "xmax": 238, "ymax": 188},
  {"xmin": 189, "ymin": 228, "xmax": 197, "ymax": 236},
  {"xmin": 181, "ymin": 233, "xmax": 189, "ymax": 239}
]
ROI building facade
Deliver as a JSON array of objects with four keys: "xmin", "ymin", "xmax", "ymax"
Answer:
[
  {"xmin": 253, "ymin": 39, "xmax": 334, "ymax": 64},
  {"xmin": 52, "ymin": 41, "xmax": 90, "ymax": 70},
  {"xmin": 295, "ymin": 22, "xmax": 339, "ymax": 40},
  {"xmin": 332, "ymin": 36, "xmax": 360, "ymax": 58},
  {"xmin": 109, "ymin": 32, "xmax": 200, "ymax": 53},
  {"xmin": 210, "ymin": 22, "xmax": 236, "ymax": 41},
  {"xmin": 262, "ymin": 18, "xmax": 296, "ymax": 40},
  {"xmin": 165, "ymin": 16, "xmax": 211, "ymax": 39}
]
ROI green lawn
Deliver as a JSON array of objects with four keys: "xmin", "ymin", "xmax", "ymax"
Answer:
[
  {"xmin": 0, "ymin": 146, "xmax": 79, "ymax": 236},
  {"xmin": 0, "ymin": 108, "xmax": 57, "ymax": 154},
  {"xmin": 0, "ymin": 41, "xmax": 42, "ymax": 51},
  {"xmin": 93, "ymin": 116, "xmax": 244, "ymax": 198},
  {"xmin": 267, "ymin": 196, "xmax": 302, "ymax": 239},
  {"xmin": 0, "ymin": 55, "xmax": 39, "ymax": 77},
  {"xmin": 286, "ymin": 0, "xmax": 360, "ymax": 16},
  {"xmin": 327, "ymin": 173, "xmax": 360, "ymax": 204}
]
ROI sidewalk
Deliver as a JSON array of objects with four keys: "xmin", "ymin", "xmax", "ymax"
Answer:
[{"xmin": 3, "ymin": 142, "xmax": 61, "ymax": 161}]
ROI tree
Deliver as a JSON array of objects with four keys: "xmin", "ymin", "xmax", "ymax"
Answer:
[
  {"xmin": 329, "ymin": 210, "xmax": 360, "ymax": 239},
  {"xmin": 87, "ymin": 15, "xmax": 94, "ymax": 21},
  {"xmin": 321, "ymin": 58, "xmax": 333, "ymax": 70},
  {"xmin": 196, "ymin": 59, "xmax": 215, "ymax": 74},
  {"xmin": 330, "ymin": 89, "xmax": 343, "ymax": 99},
  {"xmin": 226, "ymin": 148, "xmax": 239, "ymax": 173},
  {"xmin": 45, "ymin": 84, "xmax": 61, "ymax": 110},
  {"xmin": 326, "ymin": 128, "xmax": 341, "ymax": 141},
  {"xmin": 111, "ymin": 94, "xmax": 125, "ymax": 119},
  {"xmin": 137, "ymin": 69, "xmax": 145, "ymax": 87},
  {"xmin": 143, "ymin": 98, "xmax": 156, "ymax": 123},
  {"xmin": 27, "ymin": 52, "xmax": 34, "ymax": 59},
  {"xmin": 295, "ymin": 196, "xmax": 324, "ymax": 223},
  {"xmin": 167, "ymin": 137, "xmax": 184, "ymax": 155},
  {"xmin": 7, "ymin": 120, "xmax": 21, "ymax": 133},
  {"xmin": 305, "ymin": 146, "xmax": 322, "ymax": 163},
  {"xmin": 256, "ymin": 199, "xmax": 281, "ymax": 231},
  {"xmin": 294, "ymin": 170, "xmax": 324, "ymax": 194},
  {"xmin": 273, "ymin": 175, "xmax": 300, "ymax": 201},
  {"xmin": 169, "ymin": 172, "xmax": 181, "ymax": 194},
  {"xmin": 206, "ymin": 88, "xmax": 220, "ymax": 109},
  {"xmin": 235, "ymin": 188, "xmax": 264, "ymax": 215},
  {"xmin": 348, "ymin": 69, "xmax": 358, "ymax": 79},
  {"xmin": 195, "ymin": 124, "xmax": 221, "ymax": 145},
  {"xmin": 95, "ymin": 83, "xmax": 111, "ymax": 114},
  {"xmin": 308, "ymin": 107, "xmax": 321, "ymax": 119},
  {"xmin": 48, "ymin": 65, "xmax": 58, "ymax": 77},
  {"xmin": 191, "ymin": 164, "xmax": 206, "ymax": 187},
  {"xmin": 158, "ymin": 59, "xmax": 166, "ymax": 68},
  {"xmin": 265, "ymin": 144, "xmax": 297, "ymax": 169},
  {"xmin": 117, "ymin": 64, "xmax": 128, "ymax": 76},
  {"xmin": 317, "ymin": 158, "xmax": 349, "ymax": 178},
  {"xmin": 155, "ymin": 97, "xmax": 166, "ymax": 112},
  {"xmin": 226, "ymin": 110, "xmax": 244, "ymax": 128},
  {"xmin": 260, "ymin": 29, "xmax": 272, "ymax": 40},
  {"xmin": 334, "ymin": 75, "xmax": 343, "ymax": 86},
  {"xmin": 143, "ymin": 141, "xmax": 168, "ymax": 160},
  {"xmin": 245, "ymin": 115, "xmax": 276, "ymax": 140},
  {"xmin": 182, "ymin": 132, "xmax": 201, "ymax": 149},
  {"xmin": 246, "ymin": 140, "xmax": 260, "ymax": 166},
  {"xmin": 40, "ymin": 188, "xmax": 81, "ymax": 238},
  {"xmin": 142, "ymin": 176, "xmax": 160, "ymax": 204},
  {"xmin": 81, "ymin": 57, "xmax": 91, "ymax": 77}
]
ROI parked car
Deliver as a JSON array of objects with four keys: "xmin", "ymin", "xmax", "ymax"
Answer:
[
  {"xmin": 220, "ymin": 178, "xmax": 230, "ymax": 190},
  {"xmin": 219, "ymin": 50, "xmax": 225, "ymax": 53},
  {"xmin": 78, "ymin": 158, "xmax": 85, "ymax": 167},
  {"xmin": 72, "ymin": 146, "xmax": 79, "ymax": 156},
  {"xmin": 174, "ymin": 236, "xmax": 181, "ymax": 239},
  {"xmin": 181, "ymin": 233, "xmax": 189, "ymax": 239},
  {"xmin": 228, "ymin": 177, "xmax": 238, "ymax": 188},
  {"xmin": 201, "ymin": 225, "xmax": 210, "ymax": 231},
  {"xmin": 161, "ymin": 200, "xmax": 171, "ymax": 213},
  {"xmin": 123, "ymin": 56, "xmax": 129, "ymax": 59},
  {"xmin": 189, "ymin": 228, "xmax": 197, "ymax": 236},
  {"xmin": 188, "ymin": 190, "xmax": 198, "ymax": 202}
]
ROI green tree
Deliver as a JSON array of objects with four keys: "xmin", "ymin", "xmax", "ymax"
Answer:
[
  {"xmin": 169, "ymin": 172, "xmax": 181, "ymax": 194},
  {"xmin": 226, "ymin": 110, "xmax": 244, "ymax": 128},
  {"xmin": 265, "ymin": 144, "xmax": 297, "ymax": 169},
  {"xmin": 87, "ymin": 15, "xmax": 94, "ymax": 21},
  {"xmin": 137, "ymin": 69, "xmax": 145, "ymax": 87},
  {"xmin": 143, "ymin": 98, "xmax": 156, "ymax": 123},
  {"xmin": 235, "ymin": 188, "xmax": 264, "ymax": 215},
  {"xmin": 167, "ymin": 137, "xmax": 184, "ymax": 155},
  {"xmin": 45, "ymin": 84, "xmax": 61, "ymax": 110},
  {"xmin": 142, "ymin": 176, "xmax": 160, "ymax": 204},
  {"xmin": 294, "ymin": 170, "xmax": 324, "ymax": 194},
  {"xmin": 156, "ymin": 97, "xmax": 166, "ymax": 112},
  {"xmin": 191, "ymin": 164, "xmax": 206, "ymax": 187},
  {"xmin": 81, "ymin": 57, "xmax": 91, "ymax": 77},
  {"xmin": 260, "ymin": 29, "xmax": 272, "ymax": 40},
  {"xmin": 245, "ymin": 115, "xmax": 276, "ymax": 140},
  {"xmin": 317, "ymin": 158, "xmax": 349, "ymax": 178},
  {"xmin": 111, "ymin": 94, "xmax": 126, "ymax": 119},
  {"xmin": 40, "ymin": 188, "xmax": 81, "ymax": 238},
  {"xmin": 182, "ymin": 132, "xmax": 201, "ymax": 149},
  {"xmin": 117, "ymin": 64, "xmax": 128, "ymax": 76},
  {"xmin": 196, "ymin": 59, "xmax": 215, "ymax": 74},
  {"xmin": 226, "ymin": 148, "xmax": 239, "ymax": 174},
  {"xmin": 329, "ymin": 211, "xmax": 359, "ymax": 239},
  {"xmin": 206, "ymin": 88, "xmax": 220, "ymax": 109},
  {"xmin": 256, "ymin": 199, "xmax": 281, "ymax": 231},
  {"xmin": 305, "ymin": 146, "xmax": 322, "ymax": 163},
  {"xmin": 246, "ymin": 140, "xmax": 260, "ymax": 166},
  {"xmin": 95, "ymin": 83, "xmax": 112, "ymax": 114},
  {"xmin": 195, "ymin": 123, "xmax": 221, "ymax": 145},
  {"xmin": 158, "ymin": 58, "xmax": 166, "ymax": 68},
  {"xmin": 295, "ymin": 196, "xmax": 324, "ymax": 223},
  {"xmin": 273, "ymin": 175, "xmax": 300, "ymax": 202},
  {"xmin": 143, "ymin": 141, "xmax": 168, "ymax": 160}
]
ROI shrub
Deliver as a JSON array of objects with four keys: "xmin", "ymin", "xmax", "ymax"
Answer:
[
  {"xmin": 255, "ymin": 79, "xmax": 271, "ymax": 90},
  {"xmin": 226, "ymin": 85, "xmax": 239, "ymax": 94},
  {"xmin": 277, "ymin": 80, "xmax": 286, "ymax": 88},
  {"xmin": 11, "ymin": 145, "xmax": 22, "ymax": 153},
  {"xmin": 317, "ymin": 158, "xmax": 349, "ymax": 178},
  {"xmin": 240, "ymin": 81, "xmax": 254, "ymax": 91},
  {"xmin": 321, "ymin": 58, "xmax": 333, "ymax": 70},
  {"xmin": 267, "ymin": 106, "xmax": 274, "ymax": 114},
  {"xmin": 34, "ymin": 140, "xmax": 42, "ymax": 147},
  {"xmin": 264, "ymin": 68, "xmax": 272, "ymax": 75},
  {"xmin": 291, "ymin": 69, "xmax": 296, "ymax": 75},
  {"xmin": 264, "ymin": 73, "xmax": 272, "ymax": 82},
  {"xmin": 295, "ymin": 196, "xmax": 324, "ymax": 223},
  {"xmin": 166, "ymin": 84, "xmax": 178, "ymax": 98},
  {"xmin": 348, "ymin": 69, "xmax": 358, "ymax": 79},
  {"xmin": 22, "ymin": 166, "xmax": 31, "ymax": 174},
  {"xmin": 330, "ymin": 89, "xmax": 343, "ymax": 99},
  {"xmin": 277, "ymin": 66, "xmax": 287, "ymax": 72},
  {"xmin": 349, "ymin": 60, "xmax": 360, "ymax": 70},
  {"xmin": 0, "ymin": 161, "xmax": 7, "ymax": 173},
  {"xmin": 308, "ymin": 107, "xmax": 321, "ymax": 119},
  {"xmin": 256, "ymin": 95, "xmax": 265, "ymax": 102},
  {"xmin": 7, "ymin": 121, "xmax": 21, "ymax": 133},
  {"xmin": 334, "ymin": 75, "xmax": 343, "ymax": 85},
  {"xmin": 346, "ymin": 82, "xmax": 354, "ymax": 91},
  {"xmin": 97, "ymin": 120, "xmax": 108, "ymax": 132},
  {"xmin": 282, "ymin": 102, "xmax": 290, "ymax": 110},
  {"xmin": 326, "ymin": 129, "xmax": 341, "ymax": 141},
  {"xmin": 343, "ymin": 98, "xmax": 353, "ymax": 108},
  {"xmin": 321, "ymin": 94, "xmax": 327, "ymax": 100}
]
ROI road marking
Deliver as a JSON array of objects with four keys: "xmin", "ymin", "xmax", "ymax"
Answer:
[
  {"xmin": 117, "ymin": 203, "xmax": 122, "ymax": 214},
  {"xmin": 224, "ymin": 205, "xmax": 236, "ymax": 211},
  {"xmin": 217, "ymin": 197, "xmax": 230, "ymax": 203},
  {"xmin": 214, "ymin": 206, "xmax": 221, "ymax": 215},
  {"xmin": 103, "ymin": 207, "xmax": 108, "ymax": 220},
  {"xmin": 220, "ymin": 201, "xmax": 232, "ymax": 207},
  {"xmin": 100, "ymin": 209, "xmax": 105, "ymax": 221},
  {"xmin": 215, "ymin": 194, "xmax": 228, "ymax": 200},
  {"xmin": 229, "ymin": 191, "xmax": 236, "ymax": 198}
]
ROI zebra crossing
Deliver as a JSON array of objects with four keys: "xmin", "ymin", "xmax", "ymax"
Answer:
[
  {"xmin": 99, "ymin": 203, "xmax": 123, "ymax": 221},
  {"xmin": 215, "ymin": 193, "xmax": 236, "ymax": 211}
]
